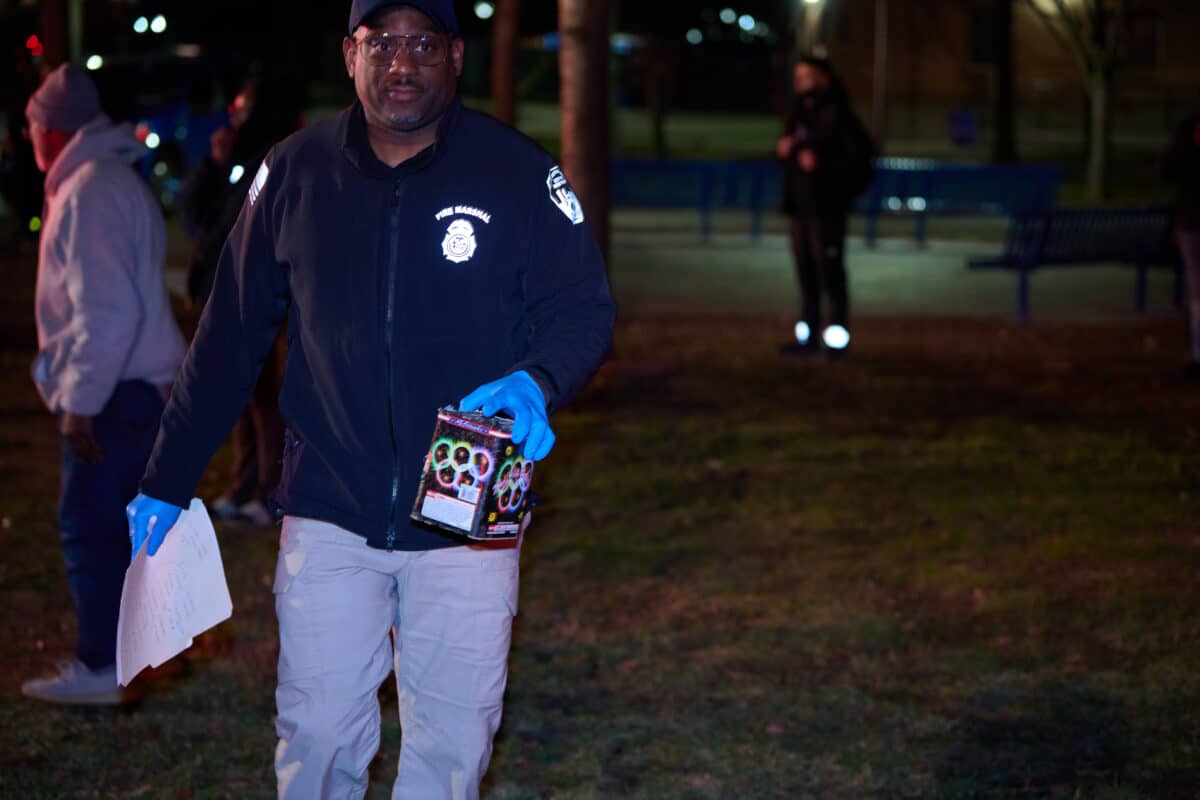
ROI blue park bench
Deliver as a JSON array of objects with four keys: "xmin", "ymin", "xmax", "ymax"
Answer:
[
  {"xmin": 858, "ymin": 159, "xmax": 1062, "ymax": 247},
  {"xmin": 610, "ymin": 159, "xmax": 753, "ymax": 240},
  {"xmin": 967, "ymin": 206, "xmax": 1185, "ymax": 321},
  {"xmin": 610, "ymin": 158, "xmax": 1064, "ymax": 245}
]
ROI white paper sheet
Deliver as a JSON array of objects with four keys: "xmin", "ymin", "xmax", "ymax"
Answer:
[{"xmin": 116, "ymin": 498, "xmax": 233, "ymax": 686}]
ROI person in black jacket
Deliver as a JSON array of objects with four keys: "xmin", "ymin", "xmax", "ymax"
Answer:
[
  {"xmin": 777, "ymin": 57, "xmax": 874, "ymax": 358},
  {"xmin": 126, "ymin": 1, "xmax": 615, "ymax": 796},
  {"xmin": 1164, "ymin": 113, "xmax": 1200, "ymax": 377},
  {"xmin": 177, "ymin": 73, "xmax": 303, "ymax": 524}
]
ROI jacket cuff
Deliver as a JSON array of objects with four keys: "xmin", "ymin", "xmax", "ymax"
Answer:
[{"xmin": 511, "ymin": 365, "xmax": 558, "ymax": 413}]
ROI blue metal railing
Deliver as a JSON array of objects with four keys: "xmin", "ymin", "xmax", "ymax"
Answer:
[{"xmin": 611, "ymin": 158, "xmax": 1064, "ymax": 245}]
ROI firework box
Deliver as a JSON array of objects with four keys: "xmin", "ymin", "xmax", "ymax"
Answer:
[{"xmin": 410, "ymin": 406, "xmax": 535, "ymax": 540}]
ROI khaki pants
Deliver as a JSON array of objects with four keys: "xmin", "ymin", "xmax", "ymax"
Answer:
[{"xmin": 273, "ymin": 516, "xmax": 520, "ymax": 799}]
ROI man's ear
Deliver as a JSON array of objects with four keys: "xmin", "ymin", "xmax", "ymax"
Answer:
[
  {"xmin": 343, "ymin": 36, "xmax": 358, "ymax": 79},
  {"xmin": 451, "ymin": 37, "xmax": 465, "ymax": 78}
]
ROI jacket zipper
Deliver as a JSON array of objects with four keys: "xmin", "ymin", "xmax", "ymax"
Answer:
[{"xmin": 384, "ymin": 179, "xmax": 405, "ymax": 550}]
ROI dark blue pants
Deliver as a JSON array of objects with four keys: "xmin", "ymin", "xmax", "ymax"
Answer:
[
  {"xmin": 789, "ymin": 215, "xmax": 849, "ymax": 331},
  {"xmin": 58, "ymin": 380, "xmax": 165, "ymax": 670}
]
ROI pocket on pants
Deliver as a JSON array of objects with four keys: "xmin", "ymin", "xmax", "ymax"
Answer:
[
  {"xmin": 273, "ymin": 517, "xmax": 310, "ymax": 595},
  {"xmin": 479, "ymin": 548, "xmax": 520, "ymax": 617}
]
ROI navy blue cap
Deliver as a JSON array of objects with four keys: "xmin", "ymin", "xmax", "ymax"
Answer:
[{"xmin": 349, "ymin": 1, "xmax": 459, "ymax": 36}]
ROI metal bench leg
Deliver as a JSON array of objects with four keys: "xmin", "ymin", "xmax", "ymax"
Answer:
[
  {"xmin": 699, "ymin": 166, "xmax": 714, "ymax": 243},
  {"xmin": 1018, "ymin": 265, "xmax": 1030, "ymax": 322}
]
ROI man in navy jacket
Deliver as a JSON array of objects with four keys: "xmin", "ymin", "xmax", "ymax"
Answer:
[{"xmin": 127, "ymin": 1, "xmax": 615, "ymax": 796}]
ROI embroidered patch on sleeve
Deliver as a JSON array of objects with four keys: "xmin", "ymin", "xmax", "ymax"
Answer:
[
  {"xmin": 546, "ymin": 166, "xmax": 585, "ymax": 225},
  {"xmin": 248, "ymin": 162, "xmax": 270, "ymax": 206}
]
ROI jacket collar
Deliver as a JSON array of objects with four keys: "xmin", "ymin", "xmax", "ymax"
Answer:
[{"xmin": 339, "ymin": 97, "xmax": 462, "ymax": 179}]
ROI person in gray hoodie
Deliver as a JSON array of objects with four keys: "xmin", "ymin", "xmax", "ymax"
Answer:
[{"xmin": 21, "ymin": 63, "xmax": 185, "ymax": 705}]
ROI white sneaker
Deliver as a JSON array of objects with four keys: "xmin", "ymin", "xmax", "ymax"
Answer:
[
  {"xmin": 237, "ymin": 499, "xmax": 273, "ymax": 526},
  {"xmin": 21, "ymin": 660, "xmax": 127, "ymax": 706}
]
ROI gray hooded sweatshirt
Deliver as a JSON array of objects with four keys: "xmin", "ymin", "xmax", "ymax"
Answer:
[{"xmin": 32, "ymin": 114, "xmax": 185, "ymax": 416}]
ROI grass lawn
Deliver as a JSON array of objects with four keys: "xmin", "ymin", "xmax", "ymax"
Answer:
[{"xmin": 1, "ymin": 231, "xmax": 1198, "ymax": 797}]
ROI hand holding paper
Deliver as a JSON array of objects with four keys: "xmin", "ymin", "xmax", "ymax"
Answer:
[
  {"xmin": 127, "ymin": 492, "xmax": 184, "ymax": 561},
  {"xmin": 116, "ymin": 499, "xmax": 232, "ymax": 687}
]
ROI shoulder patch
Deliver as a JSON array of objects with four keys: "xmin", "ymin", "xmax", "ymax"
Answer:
[
  {"xmin": 247, "ymin": 162, "xmax": 270, "ymax": 206},
  {"xmin": 546, "ymin": 166, "xmax": 585, "ymax": 225}
]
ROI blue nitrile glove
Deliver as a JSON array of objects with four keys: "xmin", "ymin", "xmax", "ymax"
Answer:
[
  {"xmin": 459, "ymin": 370, "xmax": 555, "ymax": 460},
  {"xmin": 126, "ymin": 493, "xmax": 184, "ymax": 562}
]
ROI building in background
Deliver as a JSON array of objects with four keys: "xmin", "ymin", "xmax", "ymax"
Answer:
[{"xmin": 809, "ymin": 0, "xmax": 1200, "ymax": 153}]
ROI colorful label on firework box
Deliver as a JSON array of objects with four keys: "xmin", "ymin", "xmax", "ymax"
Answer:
[{"xmin": 410, "ymin": 406, "xmax": 535, "ymax": 540}]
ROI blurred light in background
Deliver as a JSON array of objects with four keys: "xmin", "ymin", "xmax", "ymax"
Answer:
[
  {"xmin": 228, "ymin": 164, "xmax": 246, "ymax": 184},
  {"xmin": 686, "ymin": 28, "xmax": 703, "ymax": 45},
  {"xmin": 738, "ymin": 14, "xmax": 755, "ymax": 31},
  {"xmin": 719, "ymin": 8, "xmax": 737, "ymax": 24},
  {"xmin": 610, "ymin": 33, "xmax": 639, "ymax": 55},
  {"xmin": 145, "ymin": 132, "xmax": 161, "ymax": 149},
  {"xmin": 85, "ymin": 54, "xmax": 103, "ymax": 70},
  {"xmin": 150, "ymin": 15, "xmax": 167, "ymax": 34},
  {"xmin": 474, "ymin": 1, "xmax": 495, "ymax": 20},
  {"xmin": 133, "ymin": 16, "xmax": 149, "ymax": 34}
]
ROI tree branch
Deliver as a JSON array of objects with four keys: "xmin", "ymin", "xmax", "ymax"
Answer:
[
  {"xmin": 1021, "ymin": 0, "xmax": 1093, "ymax": 77},
  {"xmin": 1049, "ymin": 0, "xmax": 1099, "ymax": 67}
]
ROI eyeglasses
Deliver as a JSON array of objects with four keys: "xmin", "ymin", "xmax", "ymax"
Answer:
[{"xmin": 356, "ymin": 33, "xmax": 449, "ymax": 68}]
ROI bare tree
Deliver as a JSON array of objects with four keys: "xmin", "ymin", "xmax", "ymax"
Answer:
[
  {"xmin": 1021, "ymin": 0, "xmax": 1125, "ymax": 201},
  {"xmin": 558, "ymin": 0, "xmax": 612, "ymax": 262},
  {"xmin": 491, "ymin": 0, "xmax": 518, "ymax": 126}
]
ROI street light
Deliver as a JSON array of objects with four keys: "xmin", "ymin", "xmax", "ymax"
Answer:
[{"xmin": 795, "ymin": 0, "xmax": 823, "ymax": 53}]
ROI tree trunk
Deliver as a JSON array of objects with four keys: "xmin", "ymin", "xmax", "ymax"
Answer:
[
  {"xmin": 645, "ymin": 44, "xmax": 669, "ymax": 159},
  {"xmin": 1086, "ymin": 70, "xmax": 1111, "ymax": 202},
  {"xmin": 39, "ymin": 0, "xmax": 69, "ymax": 68},
  {"xmin": 649, "ymin": 85, "xmax": 667, "ymax": 160},
  {"xmin": 991, "ymin": 0, "xmax": 1017, "ymax": 162},
  {"xmin": 558, "ymin": 0, "xmax": 612, "ymax": 262},
  {"xmin": 490, "ymin": 0, "xmax": 518, "ymax": 126},
  {"xmin": 870, "ymin": 0, "xmax": 888, "ymax": 147}
]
